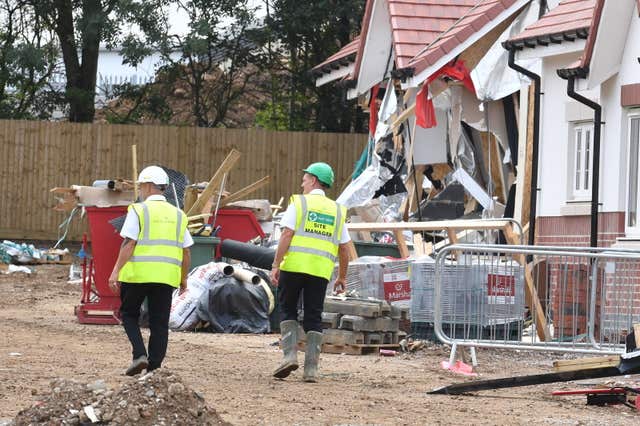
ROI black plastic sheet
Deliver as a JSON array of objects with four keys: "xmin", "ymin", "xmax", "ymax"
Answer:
[{"xmin": 197, "ymin": 276, "xmax": 270, "ymax": 333}]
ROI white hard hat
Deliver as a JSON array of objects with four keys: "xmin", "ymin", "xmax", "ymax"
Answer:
[{"xmin": 137, "ymin": 165, "xmax": 169, "ymax": 185}]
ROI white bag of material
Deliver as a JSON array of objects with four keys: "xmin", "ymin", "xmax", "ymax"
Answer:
[{"xmin": 169, "ymin": 262, "xmax": 232, "ymax": 331}]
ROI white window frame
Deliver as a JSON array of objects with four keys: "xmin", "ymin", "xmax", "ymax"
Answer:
[
  {"xmin": 625, "ymin": 112, "xmax": 640, "ymax": 236},
  {"xmin": 569, "ymin": 122, "xmax": 594, "ymax": 200}
]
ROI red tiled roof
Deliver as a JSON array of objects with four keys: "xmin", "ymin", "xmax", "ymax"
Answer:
[
  {"xmin": 505, "ymin": 0, "xmax": 596, "ymax": 47},
  {"xmin": 556, "ymin": 0, "xmax": 603, "ymax": 78},
  {"xmin": 311, "ymin": 37, "xmax": 360, "ymax": 75},
  {"xmin": 388, "ymin": 0, "xmax": 478, "ymax": 69},
  {"xmin": 408, "ymin": 0, "xmax": 525, "ymax": 74},
  {"xmin": 353, "ymin": 0, "xmax": 478, "ymax": 79}
]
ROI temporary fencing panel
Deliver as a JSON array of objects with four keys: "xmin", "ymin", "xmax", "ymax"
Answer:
[{"xmin": 432, "ymin": 244, "xmax": 640, "ymax": 355}]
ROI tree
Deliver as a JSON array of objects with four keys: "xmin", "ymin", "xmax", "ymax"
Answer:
[
  {"xmin": 264, "ymin": 0, "xmax": 365, "ymax": 132},
  {"xmin": 0, "ymin": 0, "xmax": 61, "ymax": 119},
  {"xmin": 156, "ymin": 0, "xmax": 267, "ymax": 128},
  {"xmin": 101, "ymin": 0, "xmax": 268, "ymax": 128},
  {"xmin": 32, "ymin": 0, "xmax": 169, "ymax": 122}
]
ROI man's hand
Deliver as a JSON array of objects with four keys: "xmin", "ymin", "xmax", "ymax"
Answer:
[
  {"xmin": 108, "ymin": 271, "xmax": 120, "ymax": 294},
  {"xmin": 179, "ymin": 280, "xmax": 188, "ymax": 295},
  {"xmin": 270, "ymin": 267, "xmax": 280, "ymax": 287},
  {"xmin": 333, "ymin": 277, "xmax": 346, "ymax": 294}
]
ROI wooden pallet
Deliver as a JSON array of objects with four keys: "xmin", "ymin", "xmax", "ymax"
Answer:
[{"xmin": 298, "ymin": 342, "xmax": 400, "ymax": 355}]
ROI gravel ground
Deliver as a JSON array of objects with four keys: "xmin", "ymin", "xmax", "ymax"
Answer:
[{"xmin": 0, "ymin": 264, "xmax": 639, "ymax": 425}]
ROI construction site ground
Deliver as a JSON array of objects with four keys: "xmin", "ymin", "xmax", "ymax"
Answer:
[{"xmin": 1, "ymin": 264, "xmax": 638, "ymax": 425}]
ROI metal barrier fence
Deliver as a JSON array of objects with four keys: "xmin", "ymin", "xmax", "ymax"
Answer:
[{"xmin": 425, "ymin": 244, "xmax": 640, "ymax": 358}]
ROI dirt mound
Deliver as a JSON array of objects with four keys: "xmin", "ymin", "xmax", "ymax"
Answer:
[{"xmin": 13, "ymin": 370, "xmax": 230, "ymax": 425}]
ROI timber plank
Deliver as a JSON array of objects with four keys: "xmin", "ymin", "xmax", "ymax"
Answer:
[{"xmin": 553, "ymin": 356, "xmax": 619, "ymax": 372}]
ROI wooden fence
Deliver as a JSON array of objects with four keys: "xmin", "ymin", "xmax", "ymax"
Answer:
[{"xmin": 0, "ymin": 120, "xmax": 367, "ymax": 241}]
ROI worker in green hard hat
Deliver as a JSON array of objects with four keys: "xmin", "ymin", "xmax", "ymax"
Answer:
[{"xmin": 270, "ymin": 162, "xmax": 350, "ymax": 383}]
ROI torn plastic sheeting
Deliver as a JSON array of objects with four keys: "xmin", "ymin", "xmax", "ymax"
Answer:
[
  {"xmin": 377, "ymin": 193, "xmax": 406, "ymax": 223},
  {"xmin": 471, "ymin": 1, "xmax": 541, "ymax": 102},
  {"xmin": 4, "ymin": 264, "xmax": 32, "ymax": 274},
  {"xmin": 337, "ymin": 154, "xmax": 395, "ymax": 208},
  {"xmin": 452, "ymin": 168, "xmax": 492, "ymax": 210},
  {"xmin": 458, "ymin": 89, "xmax": 509, "ymax": 155},
  {"xmin": 374, "ymin": 80, "xmax": 398, "ymax": 142},
  {"xmin": 1, "ymin": 240, "xmax": 43, "ymax": 264}
]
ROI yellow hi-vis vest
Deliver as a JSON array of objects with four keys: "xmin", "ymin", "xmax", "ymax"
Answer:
[
  {"xmin": 279, "ymin": 194, "xmax": 346, "ymax": 280},
  {"xmin": 118, "ymin": 200, "xmax": 187, "ymax": 287}
]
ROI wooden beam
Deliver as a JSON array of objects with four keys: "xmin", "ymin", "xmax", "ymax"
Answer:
[
  {"xmin": 502, "ymin": 223, "xmax": 551, "ymax": 342},
  {"xmin": 393, "ymin": 230, "xmax": 410, "ymax": 258},
  {"xmin": 413, "ymin": 233, "xmax": 425, "ymax": 257},
  {"xmin": 480, "ymin": 132, "xmax": 507, "ymax": 204},
  {"xmin": 347, "ymin": 219, "xmax": 514, "ymax": 232},
  {"xmin": 553, "ymin": 356, "xmax": 619, "ymax": 372},
  {"xmin": 220, "ymin": 175, "xmax": 271, "ymax": 206},
  {"xmin": 183, "ymin": 186, "xmax": 199, "ymax": 214},
  {"xmin": 186, "ymin": 149, "xmax": 241, "ymax": 216}
]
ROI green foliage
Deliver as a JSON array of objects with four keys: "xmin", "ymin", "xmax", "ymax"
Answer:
[
  {"xmin": 0, "ymin": 1, "xmax": 62, "ymax": 119},
  {"xmin": 264, "ymin": 0, "xmax": 366, "ymax": 132}
]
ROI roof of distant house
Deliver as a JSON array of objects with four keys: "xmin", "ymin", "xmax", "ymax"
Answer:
[
  {"xmin": 504, "ymin": 0, "xmax": 596, "ymax": 50},
  {"xmin": 311, "ymin": 37, "xmax": 360, "ymax": 77},
  {"xmin": 408, "ymin": 0, "xmax": 528, "ymax": 75}
]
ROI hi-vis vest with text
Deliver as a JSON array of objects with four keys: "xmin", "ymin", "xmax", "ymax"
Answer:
[
  {"xmin": 118, "ymin": 201, "xmax": 187, "ymax": 287},
  {"xmin": 279, "ymin": 194, "xmax": 346, "ymax": 280}
]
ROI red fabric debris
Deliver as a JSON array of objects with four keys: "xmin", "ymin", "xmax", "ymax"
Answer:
[
  {"xmin": 415, "ymin": 60, "xmax": 475, "ymax": 129},
  {"xmin": 369, "ymin": 85, "xmax": 380, "ymax": 136}
]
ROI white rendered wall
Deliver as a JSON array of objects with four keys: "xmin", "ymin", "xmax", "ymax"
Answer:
[{"xmin": 537, "ymin": 53, "xmax": 601, "ymax": 217}]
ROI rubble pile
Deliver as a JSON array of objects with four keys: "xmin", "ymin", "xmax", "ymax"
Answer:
[{"xmin": 13, "ymin": 370, "xmax": 229, "ymax": 425}]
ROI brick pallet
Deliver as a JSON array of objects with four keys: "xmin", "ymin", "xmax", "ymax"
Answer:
[{"xmin": 299, "ymin": 297, "xmax": 408, "ymax": 355}]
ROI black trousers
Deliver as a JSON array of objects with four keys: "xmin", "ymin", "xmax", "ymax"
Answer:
[
  {"xmin": 119, "ymin": 282, "xmax": 174, "ymax": 370},
  {"xmin": 278, "ymin": 270, "xmax": 328, "ymax": 333}
]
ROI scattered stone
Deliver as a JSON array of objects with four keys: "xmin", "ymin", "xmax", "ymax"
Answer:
[{"xmin": 12, "ymin": 370, "xmax": 230, "ymax": 425}]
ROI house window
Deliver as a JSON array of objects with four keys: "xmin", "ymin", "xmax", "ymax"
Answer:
[
  {"xmin": 571, "ymin": 122, "xmax": 594, "ymax": 200},
  {"xmin": 626, "ymin": 115, "xmax": 640, "ymax": 230}
]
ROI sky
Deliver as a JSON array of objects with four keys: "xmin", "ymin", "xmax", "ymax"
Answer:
[{"xmin": 168, "ymin": 0, "xmax": 267, "ymax": 35}]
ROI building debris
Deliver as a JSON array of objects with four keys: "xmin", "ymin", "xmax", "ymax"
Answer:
[{"xmin": 12, "ymin": 370, "xmax": 228, "ymax": 425}]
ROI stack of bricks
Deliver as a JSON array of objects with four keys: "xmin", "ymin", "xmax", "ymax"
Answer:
[{"xmin": 301, "ymin": 297, "xmax": 408, "ymax": 354}]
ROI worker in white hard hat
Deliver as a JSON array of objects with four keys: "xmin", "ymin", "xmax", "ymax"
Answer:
[{"xmin": 108, "ymin": 165, "xmax": 193, "ymax": 376}]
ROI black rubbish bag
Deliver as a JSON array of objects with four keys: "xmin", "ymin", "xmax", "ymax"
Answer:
[{"xmin": 197, "ymin": 276, "xmax": 270, "ymax": 333}]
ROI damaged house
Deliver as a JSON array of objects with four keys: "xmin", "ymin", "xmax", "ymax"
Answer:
[{"xmin": 312, "ymin": 0, "xmax": 547, "ymax": 246}]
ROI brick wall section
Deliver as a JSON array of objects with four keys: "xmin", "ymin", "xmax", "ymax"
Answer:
[
  {"xmin": 534, "ymin": 213, "xmax": 639, "ymax": 343},
  {"xmin": 536, "ymin": 212, "xmax": 625, "ymax": 248}
]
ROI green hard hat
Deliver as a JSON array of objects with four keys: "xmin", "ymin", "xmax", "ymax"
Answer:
[{"xmin": 303, "ymin": 162, "xmax": 335, "ymax": 188}]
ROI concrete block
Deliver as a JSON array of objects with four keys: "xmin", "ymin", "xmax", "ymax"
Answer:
[
  {"xmin": 321, "ymin": 312, "xmax": 341, "ymax": 329},
  {"xmin": 324, "ymin": 299, "xmax": 381, "ymax": 318},
  {"xmin": 364, "ymin": 332, "xmax": 383, "ymax": 344},
  {"xmin": 322, "ymin": 329, "xmax": 365, "ymax": 345},
  {"xmin": 390, "ymin": 305, "xmax": 409, "ymax": 320},
  {"xmin": 339, "ymin": 315, "xmax": 400, "ymax": 332}
]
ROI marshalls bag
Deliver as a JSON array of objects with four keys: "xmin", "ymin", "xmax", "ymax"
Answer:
[{"xmin": 168, "ymin": 262, "xmax": 231, "ymax": 331}]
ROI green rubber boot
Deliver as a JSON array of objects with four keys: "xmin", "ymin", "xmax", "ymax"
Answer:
[
  {"xmin": 303, "ymin": 331, "xmax": 323, "ymax": 383},
  {"xmin": 273, "ymin": 320, "xmax": 299, "ymax": 379}
]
